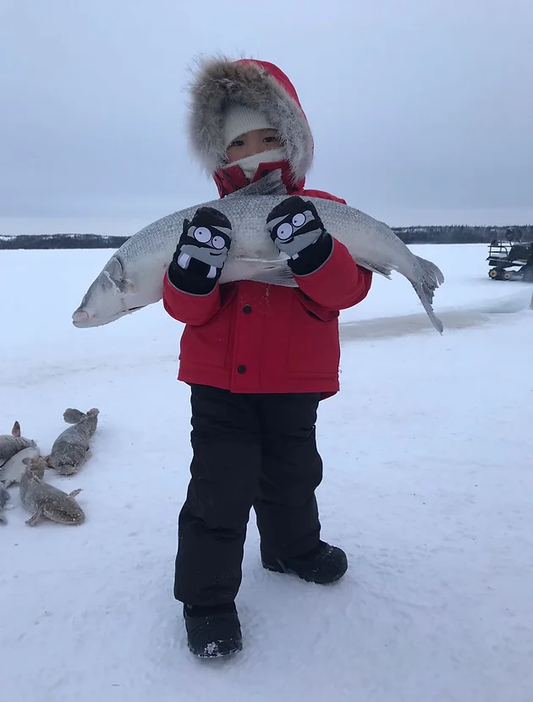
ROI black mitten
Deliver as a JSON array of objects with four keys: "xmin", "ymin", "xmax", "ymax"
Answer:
[
  {"xmin": 266, "ymin": 196, "xmax": 332, "ymax": 275},
  {"xmin": 168, "ymin": 207, "xmax": 232, "ymax": 294}
]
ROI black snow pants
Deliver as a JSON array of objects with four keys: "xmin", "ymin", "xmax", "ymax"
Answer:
[{"xmin": 173, "ymin": 384, "xmax": 323, "ymax": 607}]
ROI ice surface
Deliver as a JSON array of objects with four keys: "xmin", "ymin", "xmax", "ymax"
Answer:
[{"xmin": 0, "ymin": 244, "xmax": 532, "ymax": 702}]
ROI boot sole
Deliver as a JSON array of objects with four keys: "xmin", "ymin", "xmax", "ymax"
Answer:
[
  {"xmin": 262, "ymin": 560, "xmax": 347, "ymax": 585},
  {"xmin": 189, "ymin": 642, "xmax": 243, "ymax": 659}
]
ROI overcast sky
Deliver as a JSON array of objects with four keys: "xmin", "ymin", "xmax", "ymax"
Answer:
[{"xmin": 1, "ymin": 0, "xmax": 532, "ymax": 232}]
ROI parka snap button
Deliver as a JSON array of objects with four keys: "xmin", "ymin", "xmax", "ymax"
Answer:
[
  {"xmin": 237, "ymin": 365, "xmax": 247, "ymax": 374},
  {"xmin": 242, "ymin": 305, "xmax": 252, "ymax": 314}
]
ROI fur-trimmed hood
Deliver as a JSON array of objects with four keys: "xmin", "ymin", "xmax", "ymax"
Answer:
[{"xmin": 187, "ymin": 57, "xmax": 314, "ymax": 184}]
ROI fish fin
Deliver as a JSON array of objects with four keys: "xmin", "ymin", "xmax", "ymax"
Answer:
[
  {"xmin": 224, "ymin": 169, "xmax": 287, "ymax": 198},
  {"xmin": 63, "ymin": 408, "xmax": 85, "ymax": 424},
  {"xmin": 23, "ymin": 456, "xmax": 46, "ymax": 478},
  {"xmin": 0, "ymin": 513, "xmax": 6, "ymax": 524},
  {"xmin": 247, "ymin": 262, "xmax": 297, "ymax": 287},
  {"xmin": 409, "ymin": 255, "xmax": 445, "ymax": 333},
  {"xmin": 411, "ymin": 281, "xmax": 444, "ymax": 334},
  {"xmin": 69, "ymin": 488, "xmax": 82, "ymax": 498},
  {"xmin": 353, "ymin": 258, "xmax": 393, "ymax": 279},
  {"xmin": 414, "ymin": 255, "xmax": 445, "ymax": 303},
  {"xmin": 26, "ymin": 507, "xmax": 44, "ymax": 526},
  {"xmin": 11, "ymin": 421, "xmax": 21, "ymax": 437}
]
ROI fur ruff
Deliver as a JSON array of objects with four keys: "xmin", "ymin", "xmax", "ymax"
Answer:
[{"xmin": 187, "ymin": 57, "xmax": 314, "ymax": 182}]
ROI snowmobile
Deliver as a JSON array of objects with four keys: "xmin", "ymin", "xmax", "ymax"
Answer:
[{"xmin": 487, "ymin": 229, "xmax": 533, "ymax": 282}]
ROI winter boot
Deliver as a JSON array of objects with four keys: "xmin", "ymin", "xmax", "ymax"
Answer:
[
  {"xmin": 183, "ymin": 602, "xmax": 242, "ymax": 658},
  {"xmin": 261, "ymin": 540, "xmax": 348, "ymax": 585}
]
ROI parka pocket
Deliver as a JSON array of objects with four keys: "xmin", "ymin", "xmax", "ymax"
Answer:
[
  {"xmin": 288, "ymin": 294, "xmax": 340, "ymax": 375},
  {"xmin": 179, "ymin": 285, "xmax": 237, "ymax": 370}
]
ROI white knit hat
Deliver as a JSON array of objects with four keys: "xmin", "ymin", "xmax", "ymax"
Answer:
[{"xmin": 223, "ymin": 106, "xmax": 275, "ymax": 147}]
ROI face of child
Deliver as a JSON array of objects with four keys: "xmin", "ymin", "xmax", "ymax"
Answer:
[{"xmin": 225, "ymin": 129, "xmax": 282, "ymax": 164}]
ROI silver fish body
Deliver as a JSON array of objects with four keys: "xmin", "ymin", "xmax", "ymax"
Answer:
[
  {"xmin": 72, "ymin": 171, "xmax": 445, "ymax": 332},
  {"xmin": 47, "ymin": 408, "xmax": 99, "ymax": 476},
  {"xmin": 20, "ymin": 457, "xmax": 85, "ymax": 526},
  {"xmin": 0, "ymin": 443, "xmax": 40, "ymax": 487}
]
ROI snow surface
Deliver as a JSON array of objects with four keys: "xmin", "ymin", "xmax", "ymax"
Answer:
[{"xmin": 1, "ymin": 243, "xmax": 532, "ymax": 702}]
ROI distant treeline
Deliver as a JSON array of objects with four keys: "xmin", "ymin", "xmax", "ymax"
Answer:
[
  {"xmin": 1, "ymin": 225, "xmax": 532, "ymax": 249},
  {"xmin": 394, "ymin": 225, "xmax": 533, "ymax": 245},
  {"xmin": 0, "ymin": 233, "xmax": 128, "ymax": 249}
]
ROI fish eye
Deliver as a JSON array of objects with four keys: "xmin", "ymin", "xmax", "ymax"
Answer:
[
  {"xmin": 211, "ymin": 235, "xmax": 226, "ymax": 250},
  {"xmin": 194, "ymin": 227, "xmax": 211, "ymax": 243},
  {"xmin": 292, "ymin": 213, "xmax": 306, "ymax": 227},
  {"xmin": 277, "ymin": 223, "xmax": 293, "ymax": 240}
]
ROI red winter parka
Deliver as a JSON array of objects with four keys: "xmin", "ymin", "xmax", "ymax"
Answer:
[{"xmin": 163, "ymin": 58, "xmax": 372, "ymax": 399}]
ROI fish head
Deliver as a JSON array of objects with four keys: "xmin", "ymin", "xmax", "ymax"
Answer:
[
  {"xmin": 50, "ymin": 502, "xmax": 86, "ymax": 525},
  {"xmin": 71, "ymin": 255, "xmax": 145, "ymax": 328}
]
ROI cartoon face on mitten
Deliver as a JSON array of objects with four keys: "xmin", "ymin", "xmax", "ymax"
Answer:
[
  {"xmin": 266, "ymin": 196, "xmax": 324, "ymax": 259},
  {"xmin": 176, "ymin": 207, "xmax": 232, "ymax": 279}
]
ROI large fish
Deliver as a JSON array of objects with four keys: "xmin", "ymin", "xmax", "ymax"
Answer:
[
  {"xmin": 72, "ymin": 171, "xmax": 445, "ymax": 332},
  {"xmin": 20, "ymin": 456, "xmax": 85, "ymax": 526},
  {"xmin": 46, "ymin": 408, "xmax": 99, "ymax": 476}
]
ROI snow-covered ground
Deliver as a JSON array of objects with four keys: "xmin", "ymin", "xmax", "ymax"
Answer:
[{"xmin": 1, "ymin": 243, "xmax": 532, "ymax": 702}]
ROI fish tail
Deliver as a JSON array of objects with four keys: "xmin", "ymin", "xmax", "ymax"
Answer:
[
  {"xmin": 415, "ymin": 255, "xmax": 445, "ymax": 304},
  {"xmin": 411, "ymin": 281, "xmax": 444, "ymax": 334},
  {"xmin": 63, "ymin": 408, "xmax": 86, "ymax": 424}
]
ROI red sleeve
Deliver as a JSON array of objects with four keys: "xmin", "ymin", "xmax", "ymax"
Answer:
[
  {"xmin": 293, "ymin": 239, "xmax": 372, "ymax": 311},
  {"xmin": 162, "ymin": 272, "xmax": 222, "ymax": 325},
  {"xmin": 295, "ymin": 188, "xmax": 372, "ymax": 310},
  {"xmin": 302, "ymin": 189, "xmax": 347, "ymax": 205}
]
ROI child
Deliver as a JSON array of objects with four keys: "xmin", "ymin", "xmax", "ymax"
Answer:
[{"xmin": 162, "ymin": 57, "xmax": 373, "ymax": 658}]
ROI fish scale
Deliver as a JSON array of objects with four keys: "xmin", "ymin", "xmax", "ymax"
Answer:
[{"xmin": 72, "ymin": 170, "xmax": 445, "ymax": 332}]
